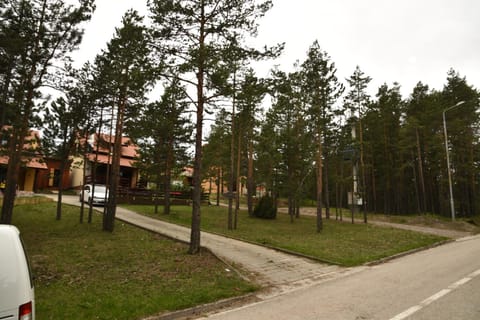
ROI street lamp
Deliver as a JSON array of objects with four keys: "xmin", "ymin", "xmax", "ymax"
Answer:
[{"xmin": 442, "ymin": 100, "xmax": 465, "ymax": 221}]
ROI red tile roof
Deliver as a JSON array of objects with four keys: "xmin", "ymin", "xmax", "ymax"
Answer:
[
  {"xmin": 87, "ymin": 153, "xmax": 135, "ymax": 168},
  {"xmin": 0, "ymin": 127, "xmax": 47, "ymax": 169},
  {"xmin": 89, "ymin": 133, "xmax": 138, "ymax": 159},
  {"xmin": 0, "ymin": 155, "xmax": 48, "ymax": 169}
]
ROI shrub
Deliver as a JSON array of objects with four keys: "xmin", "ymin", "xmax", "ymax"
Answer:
[{"xmin": 253, "ymin": 195, "xmax": 277, "ymax": 219}]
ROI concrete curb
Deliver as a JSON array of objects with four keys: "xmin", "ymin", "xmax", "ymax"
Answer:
[
  {"xmin": 142, "ymin": 293, "xmax": 260, "ymax": 320},
  {"xmin": 364, "ymin": 239, "xmax": 454, "ymax": 266},
  {"xmin": 367, "ymin": 234, "xmax": 480, "ymax": 267}
]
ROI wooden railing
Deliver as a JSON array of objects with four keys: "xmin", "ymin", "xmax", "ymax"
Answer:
[{"xmin": 116, "ymin": 189, "xmax": 211, "ymax": 205}]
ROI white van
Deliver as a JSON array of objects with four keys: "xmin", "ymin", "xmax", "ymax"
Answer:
[{"xmin": 0, "ymin": 225, "xmax": 35, "ymax": 320}]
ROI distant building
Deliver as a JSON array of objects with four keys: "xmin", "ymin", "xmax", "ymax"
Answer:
[
  {"xmin": 35, "ymin": 158, "xmax": 72, "ymax": 192},
  {"xmin": 0, "ymin": 128, "xmax": 48, "ymax": 192},
  {"xmin": 70, "ymin": 133, "xmax": 140, "ymax": 190}
]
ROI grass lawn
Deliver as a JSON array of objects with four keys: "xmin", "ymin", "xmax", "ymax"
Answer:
[
  {"xmin": 211, "ymin": 195, "xmax": 479, "ymax": 230},
  {"xmin": 12, "ymin": 202, "xmax": 256, "ymax": 320},
  {"xmin": 124, "ymin": 204, "xmax": 448, "ymax": 267}
]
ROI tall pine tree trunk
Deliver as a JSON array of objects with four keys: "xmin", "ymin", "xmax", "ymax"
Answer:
[
  {"xmin": 216, "ymin": 167, "xmax": 221, "ymax": 206},
  {"xmin": 190, "ymin": 98, "xmax": 204, "ymax": 253},
  {"xmin": 383, "ymin": 124, "xmax": 390, "ymax": 214},
  {"xmin": 339, "ymin": 159, "xmax": 345, "ymax": 221},
  {"xmin": 103, "ymin": 82, "xmax": 127, "ymax": 232},
  {"xmin": 189, "ymin": 6, "xmax": 206, "ymax": 254},
  {"xmin": 411, "ymin": 151, "xmax": 421, "ymax": 213},
  {"xmin": 468, "ymin": 143, "xmax": 476, "ymax": 216},
  {"xmin": 416, "ymin": 128, "xmax": 427, "ymax": 213},
  {"xmin": 79, "ymin": 124, "xmax": 92, "ymax": 224},
  {"xmin": 55, "ymin": 151, "xmax": 70, "ymax": 221},
  {"xmin": 371, "ymin": 160, "xmax": 378, "ymax": 213},
  {"xmin": 234, "ymin": 130, "xmax": 241, "ymax": 229},
  {"xmin": 324, "ymin": 151, "xmax": 330, "ymax": 219},
  {"xmin": 316, "ymin": 134, "xmax": 323, "ymax": 232},
  {"xmin": 164, "ymin": 137, "xmax": 174, "ymax": 215},
  {"xmin": 359, "ymin": 120, "xmax": 367, "ymax": 223},
  {"xmin": 247, "ymin": 139, "xmax": 254, "ymax": 217},
  {"xmin": 1, "ymin": 57, "xmax": 38, "ymax": 224},
  {"xmin": 351, "ymin": 160, "xmax": 356, "ymax": 224},
  {"xmin": 288, "ymin": 194, "xmax": 294, "ymax": 223},
  {"xmin": 0, "ymin": 61, "xmax": 14, "ymax": 126},
  {"xmin": 154, "ymin": 173, "xmax": 161, "ymax": 214},
  {"xmin": 1, "ymin": 132, "xmax": 24, "ymax": 224},
  {"xmin": 227, "ymin": 72, "xmax": 236, "ymax": 230}
]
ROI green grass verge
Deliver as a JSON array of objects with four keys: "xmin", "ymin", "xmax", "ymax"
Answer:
[
  {"xmin": 124, "ymin": 205, "xmax": 447, "ymax": 267},
  {"xmin": 12, "ymin": 202, "xmax": 256, "ymax": 320}
]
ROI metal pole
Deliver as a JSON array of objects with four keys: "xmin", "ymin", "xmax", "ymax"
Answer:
[
  {"xmin": 442, "ymin": 101, "xmax": 465, "ymax": 221},
  {"xmin": 442, "ymin": 111, "xmax": 455, "ymax": 221}
]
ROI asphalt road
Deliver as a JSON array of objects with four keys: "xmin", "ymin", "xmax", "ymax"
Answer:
[{"xmin": 202, "ymin": 235, "xmax": 480, "ymax": 320}]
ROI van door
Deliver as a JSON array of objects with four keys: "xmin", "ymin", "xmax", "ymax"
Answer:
[{"xmin": 0, "ymin": 225, "xmax": 35, "ymax": 320}]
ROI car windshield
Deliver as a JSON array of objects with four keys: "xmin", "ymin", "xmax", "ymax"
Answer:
[{"xmin": 94, "ymin": 186, "xmax": 107, "ymax": 193}]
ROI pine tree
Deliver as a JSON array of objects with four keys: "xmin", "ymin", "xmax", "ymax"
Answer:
[
  {"xmin": 269, "ymin": 68, "xmax": 314, "ymax": 222},
  {"xmin": 237, "ymin": 69, "xmax": 268, "ymax": 217},
  {"xmin": 0, "ymin": 0, "xmax": 95, "ymax": 224},
  {"xmin": 367, "ymin": 83, "xmax": 403, "ymax": 214},
  {"xmin": 42, "ymin": 65, "xmax": 93, "ymax": 220},
  {"xmin": 149, "ymin": 0, "xmax": 279, "ymax": 253},
  {"xmin": 403, "ymin": 82, "xmax": 433, "ymax": 214},
  {"xmin": 94, "ymin": 10, "xmax": 153, "ymax": 232},
  {"xmin": 203, "ymin": 109, "xmax": 232, "ymax": 205},
  {"xmin": 300, "ymin": 41, "xmax": 344, "ymax": 232},
  {"xmin": 128, "ymin": 78, "xmax": 193, "ymax": 215},
  {"xmin": 256, "ymin": 109, "xmax": 281, "ymax": 198},
  {"xmin": 344, "ymin": 66, "xmax": 371, "ymax": 222}
]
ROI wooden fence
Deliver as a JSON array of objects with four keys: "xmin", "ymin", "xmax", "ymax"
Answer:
[{"xmin": 116, "ymin": 189, "xmax": 211, "ymax": 206}]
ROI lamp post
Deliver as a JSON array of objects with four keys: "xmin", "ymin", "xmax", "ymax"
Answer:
[{"xmin": 442, "ymin": 100, "xmax": 465, "ymax": 221}]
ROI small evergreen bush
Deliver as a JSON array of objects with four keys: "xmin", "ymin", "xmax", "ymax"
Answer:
[{"xmin": 253, "ymin": 195, "xmax": 277, "ymax": 219}]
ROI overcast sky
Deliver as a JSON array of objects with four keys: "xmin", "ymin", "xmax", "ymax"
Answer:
[{"xmin": 71, "ymin": 0, "xmax": 480, "ymax": 98}]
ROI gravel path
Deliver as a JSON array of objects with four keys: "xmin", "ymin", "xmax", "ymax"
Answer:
[{"xmin": 282, "ymin": 206, "xmax": 472, "ymax": 239}]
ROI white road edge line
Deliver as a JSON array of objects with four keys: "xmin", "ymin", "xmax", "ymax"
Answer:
[{"xmin": 389, "ymin": 268, "xmax": 480, "ymax": 320}]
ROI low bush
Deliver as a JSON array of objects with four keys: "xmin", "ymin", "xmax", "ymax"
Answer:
[{"xmin": 253, "ymin": 195, "xmax": 277, "ymax": 219}]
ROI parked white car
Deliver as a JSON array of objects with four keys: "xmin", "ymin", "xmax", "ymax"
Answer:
[
  {"xmin": 0, "ymin": 225, "xmax": 35, "ymax": 320},
  {"xmin": 79, "ymin": 184, "xmax": 109, "ymax": 205}
]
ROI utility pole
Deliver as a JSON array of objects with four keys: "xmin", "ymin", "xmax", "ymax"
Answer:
[{"xmin": 442, "ymin": 100, "xmax": 465, "ymax": 221}]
